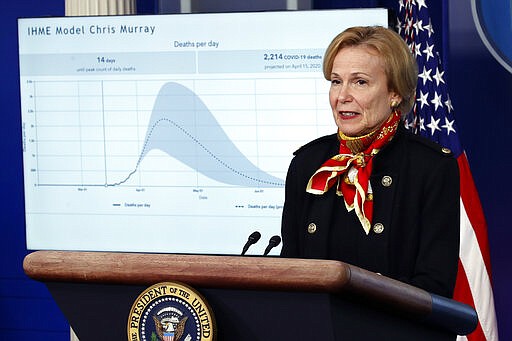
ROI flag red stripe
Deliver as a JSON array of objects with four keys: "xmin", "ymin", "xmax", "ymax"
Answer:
[
  {"xmin": 454, "ymin": 260, "xmax": 486, "ymax": 340},
  {"xmin": 457, "ymin": 154, "xmax": 493, "ymax": 279}
]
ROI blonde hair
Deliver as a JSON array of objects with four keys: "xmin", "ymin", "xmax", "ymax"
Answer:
[{"xmin": 323, "ymin": 26, "xmax": 418, "ymax": 114}]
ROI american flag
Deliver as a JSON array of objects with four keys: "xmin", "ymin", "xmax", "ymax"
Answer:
[{"xmin": 396, "ymin": 0, "xmax": 498, "ymax": 340}]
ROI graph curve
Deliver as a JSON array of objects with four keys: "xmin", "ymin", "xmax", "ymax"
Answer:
[{"xmin": 118, "ymin": 82, "xmax": 285, "ymax": 187}]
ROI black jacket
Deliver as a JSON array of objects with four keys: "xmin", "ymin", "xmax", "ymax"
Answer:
[{"xmin": 280, "ymin": 124, "xmax": 460, "ymax": 297}]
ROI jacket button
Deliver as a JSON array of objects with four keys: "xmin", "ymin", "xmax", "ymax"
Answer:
[
  {"xmin": 381, "ymin": 175, "xmax": 393, "ymax": 187},
  {"xmin": 373, "ymin": 223, "xmax": 384, "ymax": 234},
  {"xmin": 307, "ymin": 223, "xmax": 317, "ymax": 234}
]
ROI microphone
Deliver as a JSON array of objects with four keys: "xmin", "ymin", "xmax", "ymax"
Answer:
[
  {"xmin": 263, "ymin": 235, "xmax": 281, "ymax": 256},
  {"xmin": 241, "ymin": 231, "xmax": 261, "ymax": 255}
]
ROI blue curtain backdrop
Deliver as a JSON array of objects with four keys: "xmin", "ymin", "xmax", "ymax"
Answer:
[
  {"xmin": 2, "ymin": 0, "xmax": 510, "ymax": 339},
  {"xmin": 2, "ymin": 3, "xmax": 69, "ymax": 341}
]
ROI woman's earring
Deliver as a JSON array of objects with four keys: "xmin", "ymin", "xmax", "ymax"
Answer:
[{"xmin": 390, "ymin": 100, "xmax": 400, "ymax": 109}]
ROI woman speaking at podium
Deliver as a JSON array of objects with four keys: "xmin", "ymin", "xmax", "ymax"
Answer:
[{"xmin": 280, "ymin": 26, "xmax": 459, "ymax": 298}]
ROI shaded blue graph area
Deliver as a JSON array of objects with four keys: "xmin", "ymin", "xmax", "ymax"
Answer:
[{"xmin": 117, "ymin": 82, "xmax": 285, "ymax": 187}]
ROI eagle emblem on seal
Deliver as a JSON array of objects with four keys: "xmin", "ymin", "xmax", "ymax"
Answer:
[{"xmin": 152, "ymin": 315, "xmax": 188, "ymax": 341}]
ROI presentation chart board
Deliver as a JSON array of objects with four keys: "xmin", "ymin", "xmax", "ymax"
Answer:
[{"xmin": 18, "ymin": 9, "xmax": 388, "ymax": 255}]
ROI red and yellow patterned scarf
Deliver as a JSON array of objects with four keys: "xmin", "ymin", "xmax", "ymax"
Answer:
[{"xmin": 306, "ymin": 111, "xmax": 401, "ymax": 234}]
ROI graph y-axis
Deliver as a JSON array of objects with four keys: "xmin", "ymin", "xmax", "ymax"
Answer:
[{"xmin": 33, "ymin": 80, "xmax": 40, "ymax": 187}]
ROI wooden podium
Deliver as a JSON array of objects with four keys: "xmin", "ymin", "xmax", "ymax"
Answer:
[{"xmin": 23, "ymin": 251, "xmax": 477, "ymax": 340}]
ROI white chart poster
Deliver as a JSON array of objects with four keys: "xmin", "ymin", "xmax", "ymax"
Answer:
[{"xmin": 18, "ymin": 9, "xmax": 388, "ymax": 255}]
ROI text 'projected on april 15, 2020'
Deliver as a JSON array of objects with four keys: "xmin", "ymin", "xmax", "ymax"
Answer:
[{"xmin": 18, "ymin": 9, "xmax": 388, "ymax": 254}]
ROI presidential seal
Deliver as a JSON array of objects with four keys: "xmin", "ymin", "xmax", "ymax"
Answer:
[{"xmin": 128, "ymin": 282, "xmax": 216, "ymax": 341}]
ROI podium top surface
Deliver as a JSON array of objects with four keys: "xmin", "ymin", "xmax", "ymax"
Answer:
[{"xmin": 24, "ymin": 250, "xmax": 351, "ymax": 291}]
